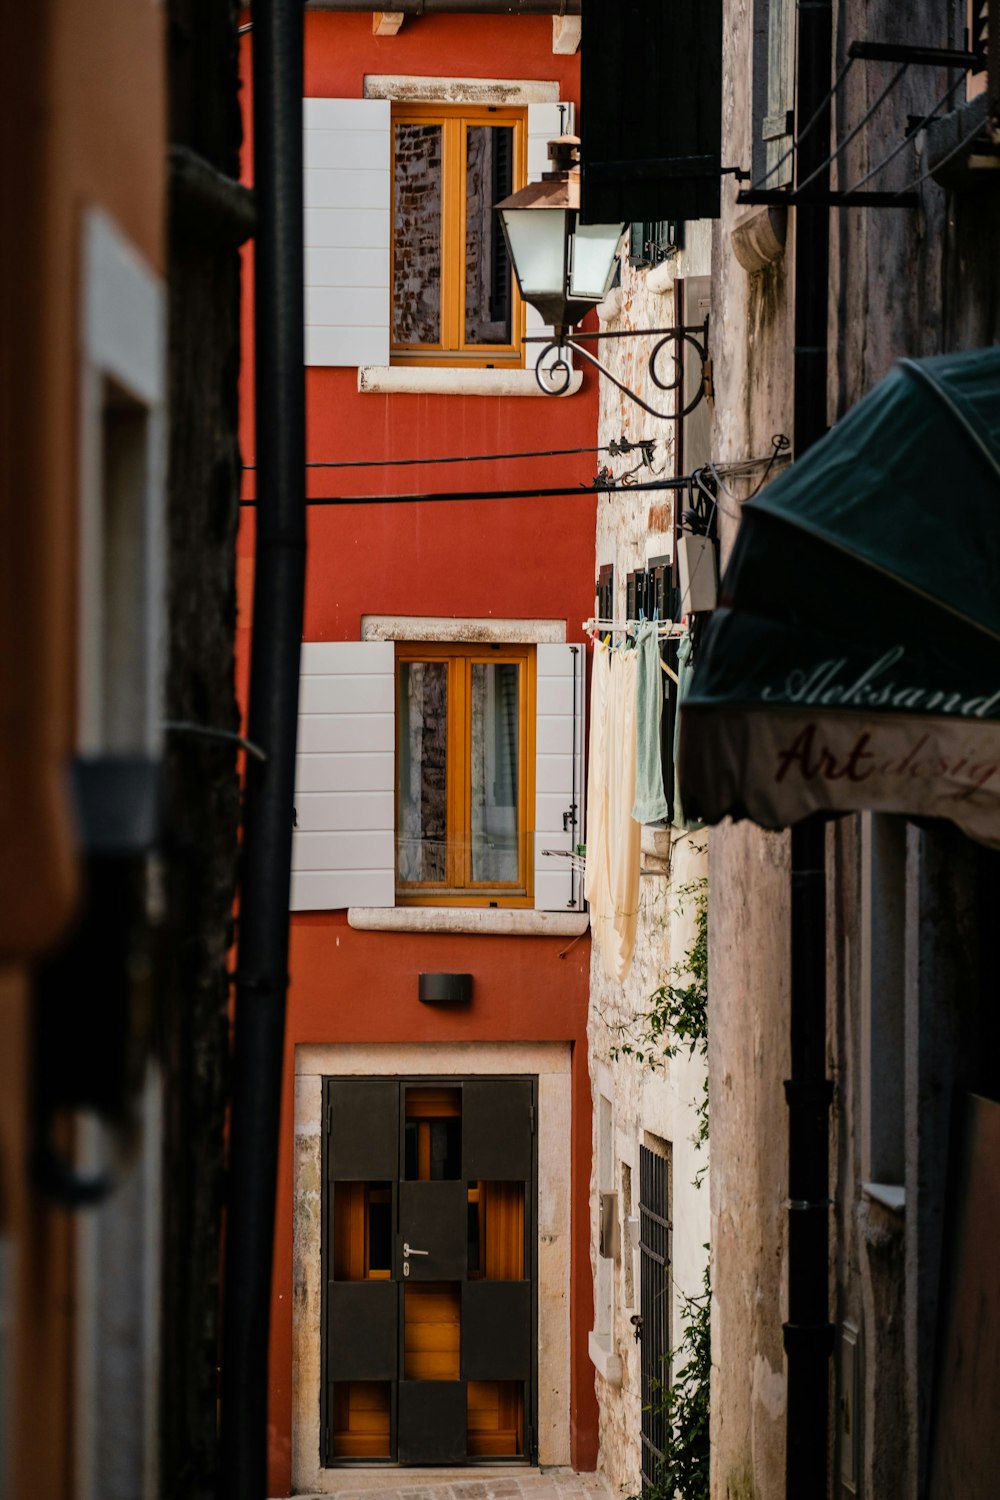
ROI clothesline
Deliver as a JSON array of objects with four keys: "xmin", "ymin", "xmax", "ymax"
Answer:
[
  {"xmin": 582, "ymin": 617, "xmax": 686, "ymax": 636},
  {"xmin": 583, "ymin": 618, "xmax": 684, "ymax": 682}
]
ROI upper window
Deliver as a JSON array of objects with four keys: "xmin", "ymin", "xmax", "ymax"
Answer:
[
  {"xmin": 753, "ymin": 0, "xmax": 796, "ymax": 187},
  {"xmin": 391, "ymin": 104, "xmax": 527, "ymax": 366},
  {"xmin": 395, "ymin": 643, "xmax": 535, "ymax": 905}
]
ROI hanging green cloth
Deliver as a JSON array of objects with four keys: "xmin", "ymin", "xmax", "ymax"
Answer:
[{"xmin": 631, "ymin": 621, "xmax": 670, "ymax": 824}]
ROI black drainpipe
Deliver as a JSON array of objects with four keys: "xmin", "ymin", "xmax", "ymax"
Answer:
[
  {"xmin": 785, "ymin": 0, "xmax": 836, "ymax": 1494},
  {"xmin": 220, "ymin": 0, "xmax": 306, "ymax": 1495}
]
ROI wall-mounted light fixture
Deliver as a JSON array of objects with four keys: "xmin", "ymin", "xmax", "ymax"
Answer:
[
  {"xmin": 418, "ymin": 973, "xmax": 473, "ymax": 1006},
  {"xmin": 497, "ymin": 136, "xmax": 712, "ymax": 420}
]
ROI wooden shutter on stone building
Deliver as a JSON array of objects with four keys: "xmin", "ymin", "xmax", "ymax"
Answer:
[{"xmin": 579, "ymin": 0, "xmax": 724, "ymax": 223}]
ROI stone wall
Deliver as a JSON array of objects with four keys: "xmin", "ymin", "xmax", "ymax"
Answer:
[
  {"xmin": 708, "ymin": 2, "xmax": 1000, "ymax": 1495},
  {"xmin": 586, "ymin": 229, "xmax": 712, "ymax": 1495}
]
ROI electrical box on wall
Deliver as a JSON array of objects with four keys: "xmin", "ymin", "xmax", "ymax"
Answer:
[
  {"xmin": 598, "ymin": 1190, "xmax": 618, "ymax": 1260},
  {"xmin": 677, "ymin": 531, "xmax": 718, "ymax": 614}
]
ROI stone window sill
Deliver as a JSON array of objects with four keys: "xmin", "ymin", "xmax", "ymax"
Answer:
[
  {"xmin": 358, "ymin": 366, "xmax": 583, "ymax": 398},
  {"xmin": 588, "ymin": 1330, "xmax": 623, "ymax": 1387},
  {"xmin": 348, "ymin": 906, "xmax": 590, "ymax": 936}
]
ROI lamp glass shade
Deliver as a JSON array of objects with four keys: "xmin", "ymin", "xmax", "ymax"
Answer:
[
  {"xmin": 499, "ymin": 205, "xmax": 569, "ymax": 297},
  {"xmin": 568, "ymin": 221, "xmax": 625, "ymax": 301}
]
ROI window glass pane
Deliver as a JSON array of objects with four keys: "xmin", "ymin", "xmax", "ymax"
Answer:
[
  {"xmin": 332, "ymin": 1382, "xmax": 391, "ymax": 1458},
  {"xmin": 470, "ymin": 662, "xmax": 520, "ymax": 883},
  {"xmin": 467, "ymin": 1381, "xmax": 524, "ymax": 1457},
  {"xmin": 393, "ymin": 122, "xmax": 442, "ymax": 344},
  {"xmin": 464, "ymin": 125, "xmax": 514, "ymax": 345},
  {"xmin": 404, "ymin": 1086, "xmax": 462, "ymax": 1182},
  {"xmin": 398, "ymin": 660, "xmax": 448, "ymax": 882}
]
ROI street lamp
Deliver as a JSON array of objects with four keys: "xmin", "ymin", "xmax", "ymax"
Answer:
[
  {"xmin": 497, "ymin": 135, "xmax": 712, "ymax": 419},
  {"xmin": 496, "ymin": 134, "xmax": 625, "ymax": 340}
]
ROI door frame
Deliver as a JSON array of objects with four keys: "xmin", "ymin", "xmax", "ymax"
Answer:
[{"xmin": 292, "ymin": 1042, "xmax": 572, "ymax": 1493}]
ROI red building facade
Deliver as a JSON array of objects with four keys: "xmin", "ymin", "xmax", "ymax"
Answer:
[{"xmin": 239, "ymin": 12, "xmax": 599, "ymax": 1493}]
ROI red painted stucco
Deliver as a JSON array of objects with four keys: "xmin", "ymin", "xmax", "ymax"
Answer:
[{"xmin": 238, "ymin": 16, "xmax": 599, "ymax": 1493}]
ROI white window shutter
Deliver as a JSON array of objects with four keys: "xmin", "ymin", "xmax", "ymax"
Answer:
[
  {"xmin": 525, "ymin": 103, "xmax": 575, "ymax": 380},
  {"xmin": 303, "ymin": 99, "xmax": 391, "ymax": 367},
  {"xmin": 291, "ymin": 641, "xmax": 395, "ymax": 910},
  {"xmin": 534, "ymin": 643, "xmax": 586, "ymax": 912}
]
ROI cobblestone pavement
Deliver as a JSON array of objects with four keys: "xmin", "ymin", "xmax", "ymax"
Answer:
[{"xmin": 292, "ymin": 1467, "xmax": 615, "ymax": 1500}]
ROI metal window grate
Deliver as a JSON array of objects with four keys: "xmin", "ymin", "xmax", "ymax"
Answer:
[
  {"xmin": 628, "ymin": 221, "xmax": 685, "ymax": 268},
  {"xmin": 639, "ymin": 1143, "xmax": 672, "ymax": 1495}
]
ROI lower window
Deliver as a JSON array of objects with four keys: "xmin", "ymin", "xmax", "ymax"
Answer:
[{"xmin": 395, "ymin": 643, "xmax": 535, "ymax": 906}]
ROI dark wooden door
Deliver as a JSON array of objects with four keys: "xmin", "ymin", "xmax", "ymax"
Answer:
[{"xmin": 323, "ymin": 1076, "xmax": 536, "ymax": 1467}]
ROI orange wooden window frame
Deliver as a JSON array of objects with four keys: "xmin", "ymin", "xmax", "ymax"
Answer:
[
  {"xmin": 390, "ymin": 103, "xmax": 527, "ymax": 367},
  {"xmin": 395, "ymin": 643, "xmax": 535, "ymax": 907}
]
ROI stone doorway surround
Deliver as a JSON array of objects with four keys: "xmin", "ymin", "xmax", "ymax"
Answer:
[
  {"xmin": 293, "ymin": 1043, "xmax": 573, "ymax": 1495},
  {"xmin": 284, "ymin": 1466, "xmax": 613, "ymax": 1500}
]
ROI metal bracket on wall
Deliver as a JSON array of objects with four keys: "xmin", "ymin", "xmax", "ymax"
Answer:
[{"xmin": 524, "ymin": 316, "xmax": 711, "ymax": 421}]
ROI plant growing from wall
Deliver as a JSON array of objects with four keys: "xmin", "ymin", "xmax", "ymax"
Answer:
[
  {"xmin": 610, "ymin": 877, "xmax": 709, "ymax": 1158},
  {"xmin": 644, "ymin": 1260, "xmax": 711, "ymax": 1500}
]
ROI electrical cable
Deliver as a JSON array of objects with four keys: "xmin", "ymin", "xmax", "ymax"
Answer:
[
  {"xmin": 842, "ymin": 72, "xmax": 966, "ymax": 193},
  {"xmin": 239, "ymin": 446, "xmax": 789, "ymax": 510},
  {"xmin": 240, "ymin": 478, "xmax": 690, "ymax": 508},
  {"xmin": 242, "ymin": 439, "xmax": 661, "ymax": 472},
  {"xmin": 795, "ymin": 63, "xmax": 909, "ymax": 193},
  {"xmin": 751, "ymin": 56, "xmax": 856, "ymax": 190},
  {"xmin": 894, "ymin": 107, "xmax": 988, "ymax": 195}
]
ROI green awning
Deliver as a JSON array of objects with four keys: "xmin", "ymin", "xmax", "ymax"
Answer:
[{"xmin": 678, "ymin": 346, "xmax": 1000, "ymax": 845}]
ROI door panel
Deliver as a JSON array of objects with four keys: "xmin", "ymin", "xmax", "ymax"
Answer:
[
  {"xmin": 328, "ymin": 1079, "xmax": 399, "ymax": 1180},
  {"xmin": 463, "ymin": 1079, "xmax": 533, "ymax": 1180},
  {"xmin": 398, "ymin": 1180, "xmax": 468, "ymax": 1280},
  {"xmin": 323, "ymin": 1075, "xmax": 537, "ymax": 1467},
  {"xmin": 326, "ymin": 1281, "xmax": 398, "ymax": 1381},
  {"xmin": 398, "ymin": 1381, "xmax": 467, "ymax": 1464},
  {"xmin": 462, "ymin": 1281, "xmax": 531, "ymax": 1382}
]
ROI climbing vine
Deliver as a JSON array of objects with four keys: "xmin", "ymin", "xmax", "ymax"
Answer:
[{"xmin": 644, "ymin": 1262, "xmax": 711, "ymax": 1500}]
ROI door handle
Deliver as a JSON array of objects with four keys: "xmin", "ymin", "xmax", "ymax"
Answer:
[{"xmin": 403, "ymin": 1242, "xmax": 429, "ymax": 1258}]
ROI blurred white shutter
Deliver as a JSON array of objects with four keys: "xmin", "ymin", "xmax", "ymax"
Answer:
[
  {"xmin": 525, "ymin": 103, "xmax": 575, "ymax": 381},
  {"xmin": 303, "ymin": 99, "xmax": 391, "ymax": 367},
  {"xmin": 291, "ymin": 641, "xmax": 395, "ymax": 910},
  {"xmin": 534, "ymin": 643, "xmax": 585, "ymax": 912}
]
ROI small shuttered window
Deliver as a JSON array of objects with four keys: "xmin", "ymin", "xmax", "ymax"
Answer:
[
  {"xmin": 755, "ymin": 0, "xmax": 796, "ymax": 188},
  {"xmin": 628, "ymin": 222, "xmax": 684, "ymax": 270}
]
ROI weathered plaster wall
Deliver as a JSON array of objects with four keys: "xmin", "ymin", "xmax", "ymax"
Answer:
[
  {"xmin": 585, "ymin": 233, "xmax": 712, "ymax": 1494},
  {"xmin": 709, "ymin": 1, "xmax": 796, "ymax": 1493},
  {"xmin": 709, "ymin": 2, "xmax": 1000, "ymax": 1496}
]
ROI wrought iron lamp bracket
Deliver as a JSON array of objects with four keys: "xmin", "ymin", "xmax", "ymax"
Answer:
[{"xmin": 525, "ymin": 317, "xmax": 711, "ymax": 420}]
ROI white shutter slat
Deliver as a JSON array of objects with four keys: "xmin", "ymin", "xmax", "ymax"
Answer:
[
  {"xmin": 525, "ymin": 103, "xmax": 575, "ymax": 380},
  {"xmin": 305, "ymin": 248, "xmax": 391, "ymax": 290},
  {"xmin": 534, "ymin": 643, "xmax": 585, "ymax": 913},
  {"xmin": 303, "ymin": 98, "xmax": 391, "ymax": 367},
  {"xmin": 292, "ymin": 641, "xmax": 395, "ymax": 910}
]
